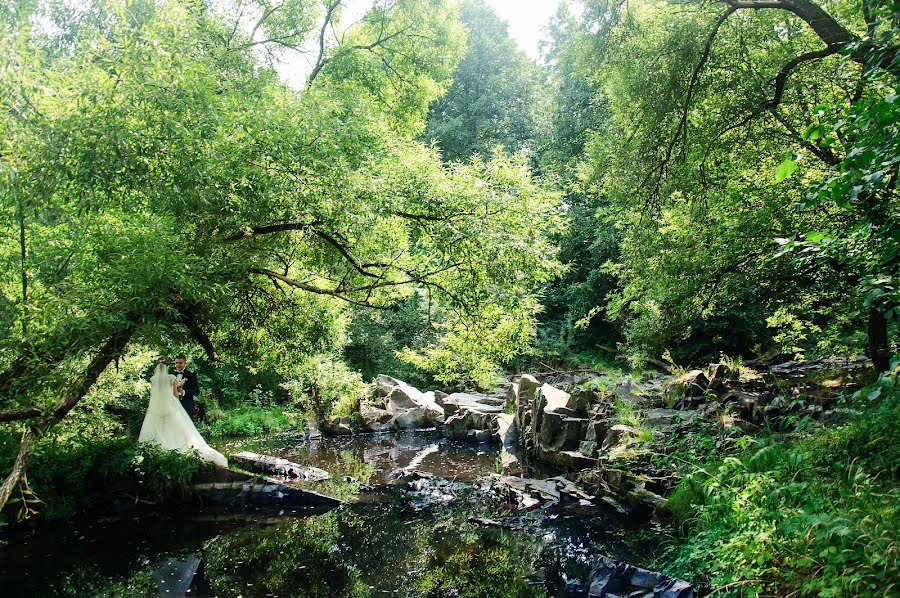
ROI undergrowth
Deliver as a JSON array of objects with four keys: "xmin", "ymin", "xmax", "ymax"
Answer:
[
  {"xmin": 206, "ymin": 406, "xmax": 298, "ymax": 438},
  {"xmin": 657, "ymin": 361, "xmax": 900, "ymax": 597},
  {"xmin": 2, "ymin": 438, "xmax": 200, "ymax": 523}
]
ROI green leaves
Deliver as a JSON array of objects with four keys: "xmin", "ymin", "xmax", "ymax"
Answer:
[{"xmin": 775, "ymin": 155, "xmax": 798, "ymax": 183}]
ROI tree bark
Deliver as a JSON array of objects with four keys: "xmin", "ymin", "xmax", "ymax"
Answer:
[
  {"xmin": 867, "ymin": 307, "xmax": 890, "ymax": 373},
  {"xmin": 0, "ymin": 329, "xmax": 134, "ymax": 514},
  {"xmin": 721, "ymin": 0, "xmax": 900, "ymax": 75},
  {"xmin": 0, "ymin": 406, "xmax": 42, "ymax": 423}
]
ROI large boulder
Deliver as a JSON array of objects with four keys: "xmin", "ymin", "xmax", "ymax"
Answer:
[
  {"xmin": 585, "ymin": 556, "xmax": 693, "ymax": 598},
  {"xmin": 390, "ymin": 407, "xmax": 432, "ymax": 430},
  {"xmin": 530, "ymin": 383, "xmax": 592, "ymax": 466},
  {"xmin": 322, "ymin": 416, "xmax": 353, "ymax": 435},
  {"xmin": 579, "ymin": 410, "xmax": 611, "ymax": 457},
  {"xmin": 537, "ymin": 411, "xmax": 587, "ymax": 457},
  {"xmin": 444, "ymin": 408, "xmax": 500, "ymax": 441},
  {"xmin": 706, "ymin": 362, "xmax": 732, "ymax": 392},
  {"xmin": 515, "ymin": 374, "xmax": 541, "ymax": 452},
  {"xmin": 359, "ymin": 401, "xmax": 393, "ymax": 432},
  {"xmin": 373, "ymin": 375, "xmax": 444, "ymax": 429},
  {"xmin": 495, "ymin": 413, "xmax": 522, "ymax": 468}
]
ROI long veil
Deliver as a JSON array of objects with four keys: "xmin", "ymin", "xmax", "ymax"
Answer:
[{"xmin": 139, "ymin": 363, "xmax": 228, "ymax": 468}]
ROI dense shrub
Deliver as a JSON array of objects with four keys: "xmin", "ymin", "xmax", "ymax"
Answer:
[
  {"xmin": 206, "ymin": 406, "xmax": 296, "ymax": 438},
  {"xmin": 343, "ymin": 294, "xmax": 437, "ymax": 388},
  {"xmin": 4, "ymin": 438, "xmax": 200, "ymax": 522},
  {"xmin": 282, "ymin": 354, "xmax": 367, "ymax": 420}
]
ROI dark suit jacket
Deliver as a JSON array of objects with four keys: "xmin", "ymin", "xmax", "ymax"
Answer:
[{"xmin": 173, "ymin": 369, "xmax": 199, "ymax": 402}]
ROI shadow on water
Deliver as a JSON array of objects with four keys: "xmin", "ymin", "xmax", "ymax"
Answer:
[{"xmin": 0, "ymin": 432, "xmax": 664, "ymax": 597}]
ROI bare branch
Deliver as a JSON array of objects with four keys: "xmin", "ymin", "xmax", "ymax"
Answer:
[
  {"xmin": 767, "ymin": 44, "xmax": 842, "ymax": 108},
  {"xmin": 307, "ymin": 0, "xmax": 343, "ymax": 87}
]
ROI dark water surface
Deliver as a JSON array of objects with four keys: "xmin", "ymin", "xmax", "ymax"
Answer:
[{"xmin": 0, "ymin": 432, "xmax": 663, "ymax": 597}]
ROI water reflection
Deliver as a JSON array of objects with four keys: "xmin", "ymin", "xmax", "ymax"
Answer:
[
  {"xmin": 214, "ymin": 430, "xmax": 509, "ymax": 484},
  {"xmin": 1, "ymin": 432, "xmax": 658, "ymax": 597}
]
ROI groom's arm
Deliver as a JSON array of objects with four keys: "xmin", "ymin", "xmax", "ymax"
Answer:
[{"xmin": 182, "ymin": 371, "xmax": 199, "ymax": 400}]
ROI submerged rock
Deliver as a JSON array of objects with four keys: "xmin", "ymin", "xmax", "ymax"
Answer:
[
  {"xmin": 488, "ymin": 474, "xmax": 594, "ymax": 509},
  {"xmin": 583, "ymin": 555, "xmax": 693, "ymax": 598}
]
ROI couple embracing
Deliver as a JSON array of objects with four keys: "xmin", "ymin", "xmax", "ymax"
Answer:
[{"xmin": 138, "ymin": 355, "xmax": 227, "ymax": 468}]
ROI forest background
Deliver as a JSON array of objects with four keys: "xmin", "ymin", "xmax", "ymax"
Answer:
[{"xmin": 0, "ymin": 0, "xmax": 897, "ymax": 586}]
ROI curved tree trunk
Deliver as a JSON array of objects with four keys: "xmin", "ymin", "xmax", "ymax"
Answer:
[{"xmin": 0, "ymin": 329, "xmax": 134, "ymax": 514}]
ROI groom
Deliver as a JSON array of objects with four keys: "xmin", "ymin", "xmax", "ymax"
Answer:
[{"xmin": 172, "ymin": 354, "xmax": 199, "ymax": 421}]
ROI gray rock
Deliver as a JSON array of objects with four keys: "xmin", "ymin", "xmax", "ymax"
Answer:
[
  {"xmin": 442, "ymin": 392, "xmax": 503, "ymax": 416},
  {"xmin": 390, "ymin": 407, "xmax": 431, "ymax": 429},
  {"xmin": 444, "ymin": 408, "xmax": 499, "ymax": 440},
  {"xmin": 322, "ymin": 417, "xmax": 353, "ymax": 435},
  {"xmin": 359, "ymin": 401, "xmax": 392, "ymax": 429},
  {"xmin": 706, "ymin": 362, "xmax": 731, "ymax": 393},
  {"xmin": 643, "ymin": 408, "xmax": 682, "ymax": 428},
  {"xmin": 666, "ymin": 370, "xmax": 709, "ymax": 401},
  {"xmin": 231, "ymin": 451, "xmax": 330, "ymax": 481},
  {"xmin": 601, "ymin": 424, "xmax": 636, "ymax": 451}
]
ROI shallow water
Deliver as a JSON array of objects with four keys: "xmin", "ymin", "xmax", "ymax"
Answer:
[{"xmin": 0, "ymin": 432, "xmax": 664, "ymax": 597}]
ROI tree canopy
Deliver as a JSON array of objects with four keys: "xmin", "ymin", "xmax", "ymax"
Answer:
[{"xmin": 0, "ymin": 0, "xmax": 562, "ymax": 509}]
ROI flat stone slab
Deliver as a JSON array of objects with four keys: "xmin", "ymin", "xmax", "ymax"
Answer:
[
  {"xmin": 231, "ymin": 451, "xmax": 330, "ymax": 481},
  {"xmin": 488, "ymin": 474, "xmax": 594, "ymax": 509},
  {"xmin": 442, "ymin": 393, "xmax": 504, "ymax": 415}
]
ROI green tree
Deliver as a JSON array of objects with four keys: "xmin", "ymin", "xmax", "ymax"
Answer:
[
  {"xmin": 562, "ymin": 0, "xmax": 896, "ymax": 363},
  {"xmin": 423, "ymin": 0, "xmax": 545, "ymax": 162},
  {"xmin": 0, "ymin": 0, "xmax": 561, "ymax": 513}
]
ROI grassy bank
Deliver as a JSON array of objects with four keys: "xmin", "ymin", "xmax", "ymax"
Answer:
[{"xmin": 656, "ymin": 367, "xmax": 900, "ymax": 596}]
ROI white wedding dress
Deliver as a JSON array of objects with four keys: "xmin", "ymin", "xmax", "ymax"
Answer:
[{"xmin": 138, "ymin": 363, "xmax": 228, "ymax": 468}]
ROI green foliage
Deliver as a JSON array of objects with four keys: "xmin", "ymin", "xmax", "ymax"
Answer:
[
  {"xmin": 282, "ymin": 353, "xmax": 367, "ymax": 420},
  {"xmin": 206, "ymin": 406, "xmax": 295, "ymax": 438},
  {"xmin": 424, "ymin": 0, "xmax": 545, "ymax": 162},
  {"xmin": 537, "ymin": 0, "xmax": 896, "ymax": 364},
  {"xmin": 343, "ymin": 293, "xmax": 436, "ymax": 388},
  {"xmin": 0, "ymin": 0, "xmax": 562, "ymax": 450},
  {"xmin": 52, "ymin": 566, "xmax": 156, "ymax": 598},
  {"xmin": 659, "ymin": 363, "xmax": 900, "ymax": 596},
  {"xmin": 7, "ymin": 438, "xmax": 200, "ymax": 522},
  {"xmin": 204, "ymin": 512, "xmax": 370, "ymax": 598},
  {"xmin": 419, "ymin": 533, "xmax": 543, "ymax": 598},
  {"xmin": 611, "ymin": 398, "xmax": 643, "ymax": 429}
]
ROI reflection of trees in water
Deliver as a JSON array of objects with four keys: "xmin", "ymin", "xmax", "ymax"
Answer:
[
  {"xmin": 204, "ymin": 512, "xmax": 369, "ymax": 598},
  {"xmin": 418, "ymin": 524, "xmax": 545, "ymax": 598}
]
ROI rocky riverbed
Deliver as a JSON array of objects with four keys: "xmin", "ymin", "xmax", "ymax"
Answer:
[
  {"xmin": 0, "ymin": 430, "xmax": 690, "ymax": 597},
  {"xmin": 2, "ymin": 358, "xmax": 865, "ymax": 596}
]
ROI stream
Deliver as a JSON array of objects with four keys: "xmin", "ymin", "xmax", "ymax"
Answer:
[{"xmin": 0, "ymin": 431, "xmax": 668, "ymax": 597}]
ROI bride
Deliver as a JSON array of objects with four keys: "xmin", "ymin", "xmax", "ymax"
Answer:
[{"xmin": 139, "ymin": 359, "xmax": 228, "ymax": 468}]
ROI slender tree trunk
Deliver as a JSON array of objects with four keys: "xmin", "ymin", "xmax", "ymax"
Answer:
[
  {"xmin": 17, "ymin": 198, "xmax": 27, "ymax": 337},
  {"xmin": 0, "ymin": 329, "xmax": 134, "ymax": 514},
  {"xmin": 867, "ymin": 307, "xmax": 890, "ymax": 372}
]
